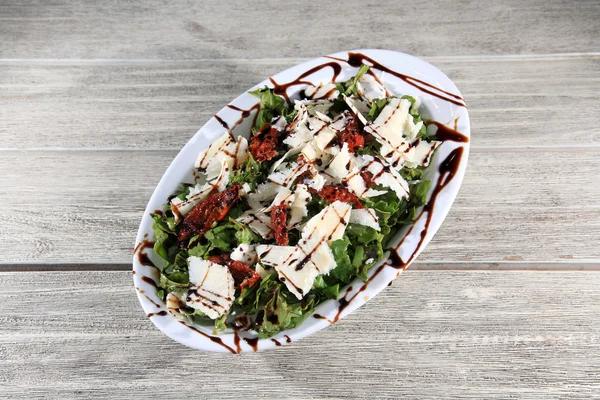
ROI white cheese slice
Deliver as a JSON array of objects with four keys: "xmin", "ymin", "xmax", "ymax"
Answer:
[
  {"xmin": 357, "ymin": 74, "xmax": 387, "ymax": 101},
  {"xmin": 242, "ymin": 183, "xmax": 252, "ymax": 194},
  {"xmin": 265, "ymin": 187, "xmax": 295, "ymax": 211},
  {"xmin": 272, "ymin": 116, "xmax": 288, "ymax": 131},
  {"xmin": 304, "ymin": 171, "xmax": 326, "ymax": 191},
  {"xmin": 256, "ymin": 245, "xmax": 318, "ymax": 299},
  {"xmin": 247, "ymin": 182, "xmax": 280, "ymax": 209},
  {"xmin": 186, "ymin": 257, "xmax": 235, "ymax": 319},
  {"xmin": 267, "ymin": 161, "xmax": 312, "ymax": 188},
  {"xmin": 344, "ymin": 171, "xmax": 386, "ymax": 198},
  {"xmin": 305, "ymin": 82, "xmax": 339, "ymax": 100},
  {"xmin": 363, "ymin": 97, "xmax": 429, "ymax": 168},
  {"xmin": 195, "ymin": 132, "xmax": 248, "ymax": 181},
  {"xmin": 237, "ymin": 211, "xmax": 273, "ymax": 239},
  {"xmin": 402, "ymin": 138, "xmax": 440, "ymax": 168},
  {"xmin": 366, "ymin": 160, "xmax": 410, "ymax": 200},
  {"xmin": 166, "ymin": 292, "xmax": 186, "ymax": 321},
  {"xmin": 300, "ymin": 140, "xmax": 325, "ymax": 163},
  {"xmin": 326, "ymin": 143, "xmax": 352, "ymax": 182},
  {"xmin": 255, "ymin": 264, "xmax": 270, "ymax": 278},
  {"xmin": 350, "ymin": 208, "xmax": 381, "ymax": 231},
  {"xmin": 285, "ymin": 101, "xmax": 338, "ymax": 151},
  {"xmin": 301, "ymin": 201, "xmax": 351, "ymax": 253},
  {"xmin": 288, "ymin": 184, "xmax": 311, "ymax": 228},
  {"xmin": 284, "ymin": 102, "xmax": 316, "ymax": 149},
  {"xmin": 343, "ymin": 95, "xmax": 368, "ymax": 125},
  {"xmin": 230, "ymin": 243, "xmax": 258, "ymax": 265}
]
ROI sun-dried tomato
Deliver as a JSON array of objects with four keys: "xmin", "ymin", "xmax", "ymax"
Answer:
[
  {"xmin": 227, "ymin": 260, "xmax": 261, "ymax": 291},
  {"xmin": 178, "ymin": 184, "xmax": 242, "ymax": 243},
  {"xmin": 248, "ymin": 125, "xmax": 283, "ymax": 162},
  {"xmin": 337, "ymin": 116, "xmax": 365, "ymax": 153},
  {"xmin": 314, "ymin": 184, "xmax": 364, "ymax": 209},
  {"xmin": 206, "ymin": 253, "xmax": 230, "ymax": 264},
  {"xmin": 270, "ymin": 204, "xmax": 289, "ymax": 246},
  {"xmin": 360, "ymin": 170, "xmax": 375, "ymax": 188}
]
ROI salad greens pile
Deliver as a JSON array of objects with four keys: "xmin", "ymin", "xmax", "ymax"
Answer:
[{"xmin": 150, "ymin": 66, "xmax": 438, "ymax": 338}]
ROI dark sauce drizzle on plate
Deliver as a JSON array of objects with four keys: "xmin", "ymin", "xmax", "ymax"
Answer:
[
  {"xmin": 326, "ymin": 52, "xmax": 466, "ymax": 108},
  {"xmin": 269, "ymin": 62, "xmax": 342, "ymax": 102}
]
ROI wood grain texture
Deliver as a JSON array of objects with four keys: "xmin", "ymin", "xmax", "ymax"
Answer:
[
  {"xmin": 1, "ymin": 0, "xmax": 599, "ymax": 59},
  {"xmin": 1, "ymin": 270, "xmax": 599, "ymax": 399},
  {"xmin": 1, "ymin": 149, "xmax": 598, "ymax": 265},
  {"xmin": 1, "ymin": 56, "xmax": 600, "ymax": 149}
]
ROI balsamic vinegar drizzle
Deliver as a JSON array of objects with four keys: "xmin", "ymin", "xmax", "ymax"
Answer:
[
  {"xmin": 427, "ymin": 120, "xmax": 469, "ymax": 143},
  {"xmin": 147, "ymin": 311, "xmax": 168, "ymax": 317},
  {"xmin": 179, "ymin": 321, "xmax": 238, "ymax": 354},
  {"xmin": 214, "ymin": 114, "xmax": 229, "ymax": 129},
  {"xmin": 136, "ymin": 240, "xmax": 157, "ymax": 268},
  {"xmin": 225, "ymin": 103, "xmax": 261, "ymax": 132},
  {"xmin": 326, "ymin": 52, "xmax": 466, "ymax": 107},
  {"xmin": 269, "ymin": 62, "xmax": 342, "ymax": 102},
  {"xmin": 243, "ymin": 337, "xmax": 259, "ymax": 352}
]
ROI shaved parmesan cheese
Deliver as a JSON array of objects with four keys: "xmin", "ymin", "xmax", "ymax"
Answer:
[
  {"xmin": 301, "ymin": 201, "xmax": 351, "ymax": 252},
  {"xmin": 166, "ymin": 292, "xmax": 186, "ymax": 321},
  {"xmin": 242, "ymin": 183, "xmax": 252, "ymax": 194},
  {"xmin": 403, "ymin": 138, "xmax": 440, "ymax": 168},
  {"xmin": 186, "ymin": 257, "xmax": 235, "ymax": 319},
  {"xmin": 267, "ymin": 161, "xmax": 311, "ymax": 188},
  {"xmin": 237, "ymin": 211, "xmax": 272, "ymax": 239},
  {"xmin": 255, "ymin": 264, "xmax": 269, "ymax": 278},
  {"xmin": 300, "ymin": 141, "xmax": 325, "ymax": 163},
  {"xmin": 362, "ymin": 97, "xmax": 428, "ymax": 168},
  {"xmin": 266, "ymin": 187, "xmax": 295, "ymax": 210},
  {"xmin": 230, "ymin": 243, "xmax": 258, "ymax": 265},
  {"xmin": 326, "ymin": 143, "xmax": 352, "ymax": 182},
  {"xmin": 343, "ymin": 95, "xmax": 368, "ymax": 125},
  {"xmin": 247, "ymin": 182, "xmax": 280, "ymax": 208},
  {"xmin": 350, "ymin": 209, "xmax": 381, "ymax": 231},
  {"xmin": 285, "ymin": 101, "xmax": 338, "ymax": 151},
  {"xmin": 272, "ymin": 116, "xmax": 287, "ymax": 131},
  {"xmin": 288, "ymin": 184, "xmax": 311, "ymax": 227},
  {"xmin": 357, "ymin": 74, "xmax": 387, "ymax": 101},
  {"xmin": 195, "ymin": 132, "xmax": 248, "ymax": 181},
  {"xmin": 257, "ymin": 245, "xmax": 318, "ymax": 299},
  {"xmin": 366, "ymin": 160, "xmax": 410, "ymax": 200}
]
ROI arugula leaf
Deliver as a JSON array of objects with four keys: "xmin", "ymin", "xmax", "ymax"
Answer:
[
  {"xmin": 329, "ymin": 238, "xmax": 355, "ymax": 282},
  {"xmin": 344, "ymin": 64, "xmax": 370, "ymax": 96},
  {"xmin": 367, "ymin": 98, "xmax": 388, "ymax": 121},
  {"xmin": 249, "ymin": 87, "xmax": 295, "ymax": 130},
  {"xmin": 312, "ymin": 275, "xmax": 340, "ymax": 300},
  {"xmin": 228, "ymin": 154, "xmax": 264, "ymax": 190}
]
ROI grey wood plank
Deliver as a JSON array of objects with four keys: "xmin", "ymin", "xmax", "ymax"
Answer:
[
  {"xmin": 1, "ymin": 56, "xmax": 599, "ymax": 149},
  {"xmin": 1, "ymin": 270, "xmax": 599, "ymax": 399},
  {"xmin": 1, "ymin": 0, "xmax": 599, "ymax": 59},
  {"xmin": 0, "ymin": 149, "xmax": 598, "ymax": 265}
]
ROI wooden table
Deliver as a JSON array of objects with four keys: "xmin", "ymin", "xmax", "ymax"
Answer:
[{"xmin": 1, "ymin": 1, "xmax": 599, "ymax": 398}]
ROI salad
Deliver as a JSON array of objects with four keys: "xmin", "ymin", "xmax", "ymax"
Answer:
[{"xmin": 151, "ymin": 65, "xmax": 440, "ymax": 338}]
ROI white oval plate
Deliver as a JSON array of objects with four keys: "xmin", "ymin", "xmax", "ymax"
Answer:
[{"xmin": 133, "ymin": 49, "xmax": 470, "ymax": 353}]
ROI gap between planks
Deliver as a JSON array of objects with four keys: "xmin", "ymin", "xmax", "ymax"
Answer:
[
  {"xmin": 1, "ymin": 52, "xmax": 600, "ymax": 63},
  {"xmin": 2, "ymin": 261, "xmax": 600, "ymax": 272}
]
